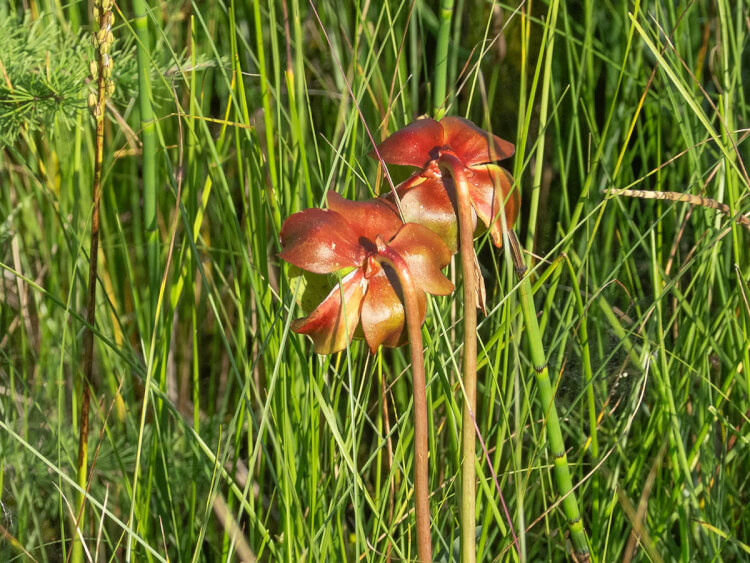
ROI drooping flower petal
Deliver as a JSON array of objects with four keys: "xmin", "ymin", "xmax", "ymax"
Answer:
[
  {"xmin": 466, "ymin": 164, "xmax": 519, "ymax": 247},
  {"xmin": 290, "ymin": 269, "xmax": 367, "ymax": 354},
  {"xmin": 326, "ymin": 191, "xmax": 403, "ymax": 246},
  {"xmin": 440, "ymin": 116, "xmax": 515, "ymax": 165},
  {"xmin": 387, "ymin": 223, "xmax": 454, "ymax": 296},
  {"xmin": 387, "ymin": 172, "xmax": 479, "ymax": 254},
  {"xmin": 371, "ymin": 118, "xmax": 444, "ymax": 168},
  {"xmin": 393, "ymin": 174, "xmax": 461, "ymax": 254},
  {"xmin": 359, "ymin": 262, "xmax": 406, "ymax": 353},
  {"xmin": 279, "ymin": 208, "xmax": 364, "ymax": 273}
]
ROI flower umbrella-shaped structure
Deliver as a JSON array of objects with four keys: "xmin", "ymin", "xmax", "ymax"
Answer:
[
  {"xmin": 280, "ymin": 191, "xmax": 454, "ymax": 355},
  {"xmin": 374, "ymin": 116, "xmax": 519, "ymax": 252}
]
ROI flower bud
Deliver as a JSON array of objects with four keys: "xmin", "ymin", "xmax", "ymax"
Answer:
[
  {"xmin": 106, "ymin": 81, "xmax": 115, "ymax": 97},
  {"xmin": 88, "ymin": 92, "xmax": 98, "ymax": 109},
  {"xmin": 92, "ymin": 6, "xmax": 100, "ymax": 20},
  {"xmin": 89, "ymin": 60, "xmax": 99, "ymax": 80}
]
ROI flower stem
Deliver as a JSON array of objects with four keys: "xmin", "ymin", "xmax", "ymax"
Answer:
[
  {"xmin": 375, "ymin": 238, "xmax": 432, "ymax": 563},
  {"xmin": 509, "ymin": 233, "xmax": 590, "ymax": 559},
  {"xmin": 439, "ymin": 153, "xmax": 477, "ymax": 563}
]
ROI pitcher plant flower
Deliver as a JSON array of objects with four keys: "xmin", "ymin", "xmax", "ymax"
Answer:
[
  {"xmin": 280, "ymin": 191, "xmax": 453, "ymax": 561},
  {"xmin": 280, "ymin": 191, "xmax": 454, "ymax": 355},
  {"xmin": 372, "ymin": 116, "xmax": 518, "ymax": 563},
  {"xmin": 373, "ymin": 116, "xmax": 519, "ymax": 252}
]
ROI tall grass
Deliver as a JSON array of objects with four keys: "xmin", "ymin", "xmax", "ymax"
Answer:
[{"xmin": 1, "ymin": 0, "xmax": 749, "ymax": 561}]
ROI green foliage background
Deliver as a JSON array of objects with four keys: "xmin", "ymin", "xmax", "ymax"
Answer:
[{"xmin": 0, "ymin": 0, "xmax": 749, "ymax": 561}]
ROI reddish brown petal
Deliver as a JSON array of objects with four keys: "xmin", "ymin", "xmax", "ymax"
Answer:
[
  {"xmin": 280, "ymin": 208, "xmax": 364, "ymax": 273},
  {"xmin": 387, "ymin": 223, "xmax": 454, "ymax": 296},
  {"xmin": 466, "ymin": 164, "xmax": 519, "ymax": 247},
  {"xmin": 441, "ymin": 116, "xmax": 514, "ymax": 165},
  {"xmin": 371, "ymin": 118, "xmax": 444, "ymax": 168},
  {"xmin": 360, "ymin": 264, "xmax": 406, "ymax": 353},
  {"xmin": 388, "ymin": 173, "xmax": 479, "ymax": 253},
  {"xmin": 291, "ymin": 269, "xmax": 367, "ymax": 354},
  {"xmin": 394, "ymin": 175, "xmax": 460, "ymax": 254},
  {"xmin": 326, "ymin": 191, "xmax": 403, "ymax": 245}
]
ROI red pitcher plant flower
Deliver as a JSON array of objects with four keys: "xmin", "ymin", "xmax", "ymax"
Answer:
[
  {"xmin": 280, "ymin": 190, "xmax": 453, "ymax": 561},
  {"xmin": 373, "ymin": 116, "xmax": 519, "ymax": 253},
  {"xmin": 279, "ymin": 191, "xmax": 454, "ymax": 355},
  {"xmin": 372, "ymin": 116, "xmax": 519, "ymax": 562}
]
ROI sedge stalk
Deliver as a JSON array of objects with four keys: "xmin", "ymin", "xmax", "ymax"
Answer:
[{"xmin": 73, "ymin": 1, "xmax": 115, "ymax": 560}]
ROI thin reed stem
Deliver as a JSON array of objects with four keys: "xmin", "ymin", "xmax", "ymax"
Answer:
[
  {"xmin": 605, "ymin": 187, "xmax": 750, "ymax": 230},
  {"xmin": 439, "ymin": 153, "xmax": 477, "ymax": 563},
  {"xmin": 563, "ymin": 256, "xmax": 597, "ymax": 459},
  {"xmin": 253, "ymin": 0, "xmax": 281, "ymax": 229},
  {"xmin": 525, "ymin": 0, "xmax": 559, "ymax": 255}
]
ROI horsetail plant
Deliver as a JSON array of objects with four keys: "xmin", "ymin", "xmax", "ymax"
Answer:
[
  {"xmin": 280, "ymin": 192, "xmax": 454, "ymax": 562},
  {"xmin": 132, "ymin": 0, "xmax": 159, "ymax": 316},
  {"xmin": 73, "ymin": 1, "xmax": 115, "ymax": 561},
  {"xmin": 508, "ymin": 232, "xmax": 591, "ymax": 560},
  {"xmin": 433, "ymin": 0, "xmax": 454, "ymax": 119}
]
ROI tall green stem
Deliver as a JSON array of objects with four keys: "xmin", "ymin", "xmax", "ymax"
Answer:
[
  {"xmin": 525, "ymin": 0, "xmax": 559, "ymax": 256},
  {"xmin": 439, "ymin": 153, "xmax": 477, "ymax": 563},
  {"xmin": 133, "ymin": 0, "xmax": 158, "ymax": 318},
  {"xmin": 509, "ymin": 233, "xmax": 590, "ymax": 558},
  {"xmin": 253, "ymin": 0, "xmax": 281, "ymax": 229},
  {"xmin": 375, "ymin": 237, "xmax": 432, "ymax": 563},
  {"xmin": 563, "ymin": 257, "xmax": 597, "ymax": 459},
  {"xmin": 433, "ymin": 0, "xmax": 454, "ymax": 119}
]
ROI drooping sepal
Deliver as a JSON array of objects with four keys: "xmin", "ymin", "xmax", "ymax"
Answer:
[{"xmin": 290, "ymin": 269, "xmax": 367, "ymax": 354}]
